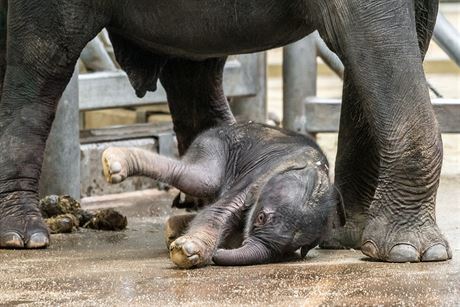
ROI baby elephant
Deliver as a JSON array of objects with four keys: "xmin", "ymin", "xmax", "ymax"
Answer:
[{"xmin": 102, "ymin": 122, "xmax": 344, "ymax": 268}]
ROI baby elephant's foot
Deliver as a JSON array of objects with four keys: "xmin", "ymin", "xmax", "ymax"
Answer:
[
  {"xmin": 164, "ymin": 214, "xmax": 196, "ymax": 249},
  {"xmin": 361, "ymin": 217, "xmax": 452, "ymax": 262},
  {"xmin": 102, "ymin": 147, "xmax": 130, "ymax": 184},
  {"xmin": 169, "ymin": 235, "xmax": 213, "ymax": 269}
]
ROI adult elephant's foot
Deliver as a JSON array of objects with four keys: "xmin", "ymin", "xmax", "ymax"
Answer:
[
  {"xmin": 102, "ymin": 147, "xmax": 130, "ymax": 184},
  {"xmin": 361, "ymin": 213, "xmax": 452, "ymax": 263},
  {"xmin": 319, "ymin": 214, "xmax": 366, "ymax": 249},
  {"xmin": 0, "ymin": 192, "xmax": 50, "ymax": 249},
  {"xmin": 169, "ymin": 234, "xmax": 213, "ymax": 269}
]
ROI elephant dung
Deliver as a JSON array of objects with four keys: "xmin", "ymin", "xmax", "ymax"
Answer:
[
  {"xmin": 39, "ymin": 195, "xmax": 128, "ymax": 233},
  {"xmin": 45, "ymin": 214, "xmax": 80, "ymax": 234},
  {"xmin": 84, "ymin": 209, "xmax": 128, "ymax": 231},
  {"xmin": 39, "ymin": 195, "xmax": 81, "ymax": 218}
]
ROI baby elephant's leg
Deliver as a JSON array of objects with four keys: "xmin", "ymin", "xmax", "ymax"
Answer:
[
  {"xmin": 102, "ymin": 146, "xmax": 223, "ymax": 198},
  {"xmin": 164, "ymin": 214, "xmax": 196, "ymax": 249},
  {"xmin": 169, "ymin": 190, "xmax": 248, "ymax": 269}
]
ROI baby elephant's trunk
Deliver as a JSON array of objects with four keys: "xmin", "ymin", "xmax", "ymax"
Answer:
[{"xmin": 213, "ymin": 239, "xmax": 272, "ymax": 266}]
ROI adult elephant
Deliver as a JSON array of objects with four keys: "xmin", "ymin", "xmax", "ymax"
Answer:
[{"xmin": 0, "ymin": 0, "xmax": 451, "ymax": 262}]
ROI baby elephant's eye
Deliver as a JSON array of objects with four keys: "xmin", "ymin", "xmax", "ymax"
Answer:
[{"xmin": 255, "ymin": 211, "xmax": 267, "ymax": 226}]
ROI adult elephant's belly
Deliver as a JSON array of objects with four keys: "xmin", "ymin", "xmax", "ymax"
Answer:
[{"xmin": 109, "ymin": 0, "xmax": 314, "ymax": 59}]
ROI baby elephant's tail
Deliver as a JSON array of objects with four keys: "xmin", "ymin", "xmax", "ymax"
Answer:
[{"xmin": 0, "ymin": 0, "xmax": 7, "ymax": 94}]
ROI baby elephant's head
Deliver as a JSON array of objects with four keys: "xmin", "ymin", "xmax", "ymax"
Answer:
[{"xmin": 213, "ymin": 161, "xmax": 344, "ymax": 266}]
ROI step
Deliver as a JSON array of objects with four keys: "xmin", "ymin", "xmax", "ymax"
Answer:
[{"xmin": 304, "ymin": 98, "xmax": 460, "ymax": 133}]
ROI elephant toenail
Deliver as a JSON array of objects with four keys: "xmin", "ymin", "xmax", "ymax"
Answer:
[
  {"xmin": 422, "ymin": 244, "xmax": 448, "ymax": 262},
  {"xmin": 361, "ymin": 241, "xmax": 379, "ymax": 259},
  {"xmin": 111, "ymin": 161, "xmax": 122, "ymax": 173},
  {"xmin": 175, "ymin": 237, "xmax": 186, "ymax": 245},
  {"xmin": 183, "ymin": 242, "xmax": 198, "ymax": 256},
  {"xmin": 111, "ymin": 174, "xmax": 122, "ymax": 184},
  {"xmin": 27, "ymin": 233, "xmax": 50, "ymax": 249},
  {"xmin": 388, "ymin": 244, "xmax": 419, "ymax": 262},
  {"xmin": 0, "ymin": 232, "xmax": 24, "ymax": 248}
]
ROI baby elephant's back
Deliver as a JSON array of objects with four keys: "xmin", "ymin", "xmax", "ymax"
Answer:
[
  {"xmin": 233, "ymin": 122, "xmax": 323, "ymax": 158},
  {"xmin": 223, "ymin": 122, "xmax": 328, "ymax": 180}
]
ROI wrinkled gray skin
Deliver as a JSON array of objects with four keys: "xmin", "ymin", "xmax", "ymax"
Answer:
[
  {"xmin": 102, "ymin": 123, "xmax": 344, "ymax": 268},
  {"xmin": 0, "ymin": 0, "xmax": 451, "ymax": 263}
]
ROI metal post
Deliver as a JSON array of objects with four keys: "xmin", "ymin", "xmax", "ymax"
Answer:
[
  {"xmin": 40, "ymin": 68, "xmax": 80, "ymax": 200},
  {"xmin": 433, "ymin": 12, "xmax": 460, "ymax": 67},
  {"xmin": 80, "ymin": 37, "xmax": 117, "ymax": 72},
  {"xmin": 230, "ymin": 52, "xmax": 267, "ymax": 123},
  {"xmin": 283, "ymin": 33, "xmax": 318, "ymax": 133},
  {"xmin": 315, "ymin": 35, "xmax": 344, "ymax": 79}
]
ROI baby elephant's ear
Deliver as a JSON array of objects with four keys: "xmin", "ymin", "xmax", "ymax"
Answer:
[{"xmin": 333, "ymin": 186, "xmax": 346, "ymax": 227}]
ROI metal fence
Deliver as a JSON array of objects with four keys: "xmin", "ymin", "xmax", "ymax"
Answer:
[{"xmin": 283, "ymin": 12, "xmax": 460, "ymax": 135}]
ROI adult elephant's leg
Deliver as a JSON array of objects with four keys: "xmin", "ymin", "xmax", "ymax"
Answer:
[
  {"xmin": 414, "ymin": 0, "xmax": 439, "ymax": 61},
  {"xmin": 320, "ymin": 75, "xmax": 378, "ymax": 249},
  {"xmin": 320, "ymin": 0, "xmax": 442, "ymax": 253},
  {"xmin": 317, "ymin": 0, "xmax": 450, "ymax": 262},
  {"xmin": 159, "ymin": 57, "xmax": 236, "ymax": 155},
  {"xmin": 0, "ymin": 0, "xmax": 6, "ymax": 92},
  {"xmin": 0, "ymin": 1, "xmax": 106, "ymax": 248}
]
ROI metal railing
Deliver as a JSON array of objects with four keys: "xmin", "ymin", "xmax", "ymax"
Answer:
[{"xmin": 433, "ymin": 12, "xmax": 460, "ymax": 67}]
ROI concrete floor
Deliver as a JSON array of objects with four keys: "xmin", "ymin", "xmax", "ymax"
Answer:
[{"xmin": 1, "ymin": 175, "xmax": 459, "ymax": 306}]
